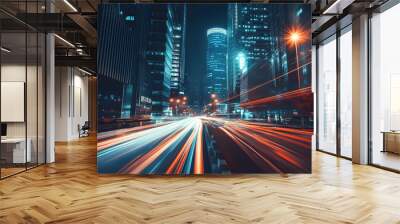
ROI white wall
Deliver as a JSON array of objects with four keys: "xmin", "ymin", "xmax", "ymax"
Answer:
[
  {"xmin": 72, "ymin": 73, "xmax": 89, "ymax": 138},
  {"xmin": 1, "ymin": 64, "xmax": 42, "ymax": 138},
  {"xmin": 1, "ymin": 63, "xmax": 46, "ymax": 164},
  {"xmin": 1, "ymin": 64, "xmax": 26, "ymax": 138},
  {"xmin": 55, "ymin": 67, "xmax": 89, "ymax": 141},
  {"xmin": 55, "ymin": 67, "xmax": 70, "ymax": 141}
]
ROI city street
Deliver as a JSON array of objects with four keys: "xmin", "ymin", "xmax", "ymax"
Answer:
[
  {"xmin": 97, "ymin": 4, "xmax": 313, "ymax": 175},
  {"xmin": 97, "ymin": 117, "xmax": 312, "ymax": 174}
]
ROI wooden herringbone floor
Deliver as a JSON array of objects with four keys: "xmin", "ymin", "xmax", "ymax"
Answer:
[{"xmin": 1, "ymin": 136, "xmax": 400, "ymax": 224}]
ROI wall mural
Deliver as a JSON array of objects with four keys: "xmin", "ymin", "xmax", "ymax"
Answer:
[{"xmin": 97, "ymin": 3, "xmax": 313, "ymax": 175}]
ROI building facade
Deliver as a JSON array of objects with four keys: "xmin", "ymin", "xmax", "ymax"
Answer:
[
  {"xmin": 170, "ymin": 5, "xmax": 187, "ymax": 98},
  {"xmin": 206, "ymin": 28, "xmax": 228, "ymax": 104},
  {"xmin": 98, "ymin": 4, "xmax": 188, "ymax": 124},
  {"xmin": 227, "ymin": 4, "xmax": 310, "ymax": 102},
  {"xmin": 145, "ymin": 4, "xmax": 188, "ymax": 116},
  {"xmin": 144, "ymin": 5, "xmax": 173, "ymax": 116},
  {"xmin": 233, "ymin": 4, "xmax": 312, "ymax": 126},
  {"xmin": 98, "ymin": 4, "xmax": 141, "ymax": 131}
]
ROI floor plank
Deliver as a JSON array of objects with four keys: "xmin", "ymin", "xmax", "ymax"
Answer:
[{"xmin": 1, "ymin": 136, "xmax": 399, "ymax": 224}]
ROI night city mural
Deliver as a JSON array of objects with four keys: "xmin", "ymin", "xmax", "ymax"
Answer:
[{"xmin": 97, "ymin": 3, "xmax": 313, "ymax": 175}]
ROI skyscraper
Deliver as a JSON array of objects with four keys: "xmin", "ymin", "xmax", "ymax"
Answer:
[
  {"xmin": 170, "ymin": 5, "xmax": 187, "ymax": 98},
  {"xmin": 99, "ymin": 4, "xmax": 188, "ymax": 118},
  {"xmin": 206, "ymin": 28, "xmax": 228, "ymax": 102},
  {"xmin": 144, "ymin": 5, "xmax": 174, "ymax": 116},
  {"xmin": 227, "ymin": 4, "xmax": 297, "ymax": 97},
  {"xmin": 229, "ymin": 4, "xmax": 311, "ymax": 122},
  {"xmin": 227, "ymin": 3, "xmax": 241, "ymax": 97},
  {"xmin": 98, "ymin": 4, "xmax": 148, "ymax": 129}
]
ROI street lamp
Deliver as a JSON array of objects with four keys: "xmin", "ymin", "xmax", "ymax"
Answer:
[
  {"xmin": 169, "ymin": 98, "xmax": 175, "ymax": 116},
  {"xmin": 285, "ymin": 27, "xmax": 306, "ymax": 88},
  {"xmin": 211, "ymin": 93, "xmax": 216, "ymax": 99},
  {"xmin": 289, "ymin": 32, "xmax": 300, "ymax": 43}
]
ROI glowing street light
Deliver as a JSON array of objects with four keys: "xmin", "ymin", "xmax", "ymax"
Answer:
[
  {"xmin": 169, "ymin": 98, "xmax": 174, "ymax": 103},
  {"xmin": 289, "ymin": 32, "xmax": 301, "ymax": 43},
  {"xmin": 285, "ymin": 27, "xmax": 307, "ymax": 88},
  {"xmin": 214, "ymin": 99, "xmax": 219, "ymax": 103},
  {"xmin": 176, "ymin": 99, "xmax": 181, "ymax": 103},
  {"xmin": 286, "ymin": 28, "xmax": 306, "ymax": 47},
  {"xmin": 183, "ymin": 96, "xmax": 187, "ymax": 101},
  {"xmin": 211, "ymin": 93, "xmax": 216, "ymax": 99}
]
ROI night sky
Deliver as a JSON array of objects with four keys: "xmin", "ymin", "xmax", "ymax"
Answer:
[{"xmin": 185, "ymin": 4, "xmax": 227, "ymax": 109}]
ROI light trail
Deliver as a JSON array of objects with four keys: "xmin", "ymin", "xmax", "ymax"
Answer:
[
  {"xmin": 238, "ymin": 124, "xmax": 311, "ymax": 148},
  {"xmin": 97, "ymin": 122, "xmax": 170, "ymax": 151},
  {"xmin": 202, "ymin": 116, "xmax": 311, "ymax": 172},
  {"xmin": 219, "ymin": 62, "xmax": 311, "ymax": 104},
  {"xmin": 120, "ymin": 120, "xmax": 196, "ymax": 174},
  {"xmin": 97, "ymin": 120, "xmax": 187, "ymax": 159},
  {"xmin": 246, "ymin": 123, "xmax": 313, "ymax": 135},
  {"xmin": 194, "ymin": 121, "xmax": 204, "ymax": 174},
  {"xmin": 97, "ymin": 118, "xmax": 195, "ymax": 174},
  {"xmin": 240, "ymin": 86, "xmax": 312, "ymax": 107},
  {"xmin": 228, "ymin": 126, "xmax": 304, "ymax": 169},
  {"xmin": 219, "ymin": 126, "xmax": 283, "ymax": 173},
  {"xmin": 166, "ymin": 119, "xmax": 200, "ymax": 174},
  {"xmin": 97, "ymin": 117, "xmax": 312, "ymax": 174}
]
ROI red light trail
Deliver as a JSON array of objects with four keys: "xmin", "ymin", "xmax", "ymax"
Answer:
[
  {"xmin": 240, "ymin": 87, "xmax": 312, "ymax": 107},
  {"xmin": 219, "ymin": 62, "xmax": 311, "ymax": 104}
]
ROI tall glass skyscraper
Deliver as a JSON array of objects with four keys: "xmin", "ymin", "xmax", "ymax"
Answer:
[
  {"xmin": 145, "ymin": 5, "xmax": 174, "ymax": 116},
  {"xmin": 98, "ymin": 4, "xmax": 150, "ymax": 127},
  {"xmin": 170, "ymin": 5, "xmax": 187, "ymax": 98},
  {"xmin": 206, "ymin": 28, "xmax": 228, "ymax": 102},
  {"xmin": 99, "ymin": 4, "xmax": 188, "ymax": 118},
  {"xmin": 227, "ymin": 4, "xmax": 299, "ymax": 98},
  {"xmin": 227, "ymin": 4, "xmax": 311, "ymax": 123}
]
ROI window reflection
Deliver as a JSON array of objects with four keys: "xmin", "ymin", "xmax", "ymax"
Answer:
[
  {"xmin": 340, "ymin": 28, "xmax": 352, "ymax": 158},
  {"xmin": 0, "ymin": 1, "xmax": 46, "ymax": 179},
  {"xmin": 317, "ymin": 36, "xmax": 337, "ymax": 154},
  {"xmin": 371, "ymin": 4, "xmax": 400, "ymax": 171}
]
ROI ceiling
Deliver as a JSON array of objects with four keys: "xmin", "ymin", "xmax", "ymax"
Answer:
[{"xmin": 0, "ymin": 0, "xmax": 393, "ymax": 73}]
